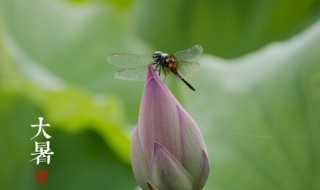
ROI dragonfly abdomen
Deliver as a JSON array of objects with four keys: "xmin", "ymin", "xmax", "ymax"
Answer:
[{"xmin": 176, "ymin": 71, "xmax": 196, "ymax": 91}]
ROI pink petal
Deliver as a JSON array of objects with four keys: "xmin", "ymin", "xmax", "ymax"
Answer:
[
  {"xmin": 150, "ymin": 143, "xmax": 194, "ymax": 190},
  {"xmin": 177, "ymin": 105, "xmax": 209, "ymax": 182},
  {"xmin": 193, "ymin": 150, "xmax": 210, "ymax": 190},
  {"xmin": 138, "ymin": 65, "xmax": 182, "ymax": 163},
  {"xmin": 131, "ymin": 126, "xmax": 149, "ymax": 190}
]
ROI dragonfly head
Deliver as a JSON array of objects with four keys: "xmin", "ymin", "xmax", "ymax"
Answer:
[
  {"xmin": 152, "ymin": 51, "xmax": 162, "ymax": 62},
  {"xmin": 153, "ymin": 51, "xmax": 170, "ymax": 65}
]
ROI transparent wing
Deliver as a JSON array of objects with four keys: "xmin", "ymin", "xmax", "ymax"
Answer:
[
  {"xmin": 107, "ymin": 53, "xmax": 153, "ymax": 68},
  {"xmin": 114, "ymin": 65, "xmax": 148, "ymax": 81},
  {"xmin": 178, "ymin": 61, "xmax": 200, "ymax": 77},
  {"xmin": 173, "ymin": 45, "xmax": 203, "ymax": 62}
]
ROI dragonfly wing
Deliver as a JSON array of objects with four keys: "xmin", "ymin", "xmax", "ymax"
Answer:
[
  {"xmin": 114, "ymin": 65, "xmax": 147, "ymax": 81},
  {"xmin": 173, "ymin": 45, "xmax": 203, "ymax": 62},
  {"xmin": 178, "ymin": 61, "xmax": 200, "ymax": 77},
  {"xmin": 107, "ymin": 53, "xmax": 153, "ymax": 68}
]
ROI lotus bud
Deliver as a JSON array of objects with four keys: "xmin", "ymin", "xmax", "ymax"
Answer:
[{"xmin": 131, "ymin": 64, "xmax": 210, "ymax": 190}]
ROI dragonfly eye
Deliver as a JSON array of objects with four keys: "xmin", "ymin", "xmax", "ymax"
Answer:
[{"xmin": 152, "ymin": 51, "xmax": 162, "ymax": 62}]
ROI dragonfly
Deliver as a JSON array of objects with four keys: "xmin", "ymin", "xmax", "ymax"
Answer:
[{"xmin": 107, "ymin": 45, "xmax": 203, "ymax": 91}]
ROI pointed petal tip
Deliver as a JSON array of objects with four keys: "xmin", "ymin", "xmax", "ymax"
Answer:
[
  {"xmin": 151, "ymin": 143, "xmax": 194, "ymax": 190},
  {"xmin": 201, "ymin": 149, "xmax": 210, "ymax": 171},
  {"xmin": 192, "ymin": 150, "xmax": 210, "ymax": 190},
  {"xmin": 153, "ymin": 143, "xmax": 170, "ymax": 156},
  {"xmin": 153, "ymin": 143, "xmax": 165, "ymax": 157},
  {"xmin": 146, "ymin": 64, "xmax": 164, "ymax": 86},
  {"xmin": 146, "ymin": 64, "xmax": 157, "ymax": 80},
  {"xmin": 147, "ymin": 181, "xmax": 159, "ymax": 190},
  {"xmin": 154, "ymin": 142, "xmax": 161, "ymax": 150}
]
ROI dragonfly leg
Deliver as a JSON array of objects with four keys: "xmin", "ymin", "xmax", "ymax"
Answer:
[
  {"xmin": 162, "ymin": 67, "xmax": 167, "ymax": 82},
  {"xmin": 151, "ymin": 62, "xmax": 162, "ymax": 76},
  {"xmin": 154, "ymin": 63, "xmax": 159, "ymax": 73}
]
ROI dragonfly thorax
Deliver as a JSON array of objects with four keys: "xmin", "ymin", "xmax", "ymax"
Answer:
[{"xmin": 152, "ymin": 51, "xmax": 171, "ymax": 66}]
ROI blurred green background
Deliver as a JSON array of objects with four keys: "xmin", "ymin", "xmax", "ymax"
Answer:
[{"xmin": 1, "ymin": 0, "xmax": 320, "ymax": 189}]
